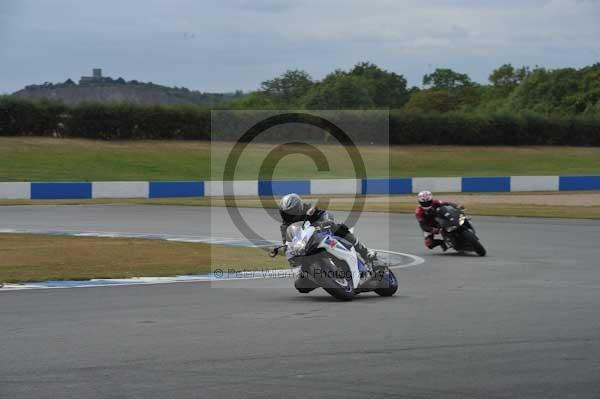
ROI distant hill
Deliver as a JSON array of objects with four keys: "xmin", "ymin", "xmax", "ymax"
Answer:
[{"xmin": 12, "ymin": 69, "xmax": 244, "ymax": 106}]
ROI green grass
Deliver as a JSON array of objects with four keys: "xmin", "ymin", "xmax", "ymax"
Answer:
[
  {"xmin": 0, "ymin": 233, "xmax": 286, "ymax": 284},
  {"xmin": 0, "ymin": 138, "xmax": 599, "ymax": 181}
]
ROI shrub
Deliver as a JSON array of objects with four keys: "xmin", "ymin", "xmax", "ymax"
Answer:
[{"xmin": 1, "ymin": 97, "xmax": 599, "ymax": 145}]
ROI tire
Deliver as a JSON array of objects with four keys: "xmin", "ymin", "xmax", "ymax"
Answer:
[
  {"xmin": 324, "ymin": 287, "xmax": 355, "ymax": 301},
  {"xmin": 323, "ymin": 274, "xmax": 356, "ymax": 300},
  {"xmin": 311, "ymin": 257, "xmax": 356, "ymax": 301},
  {"xmin": 462, "ymin": 230, "xmax": 486, "ymax": 257},
  {"xmin": 374, "ymin": 270, "xmax": 398, "ymax": 297},
  {"xmin": 294, "ymin": 273, "xmax": 318, "ymax": 293}
]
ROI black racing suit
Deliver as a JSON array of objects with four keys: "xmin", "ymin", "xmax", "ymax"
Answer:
[
  {"xmin": 279, "ymin": 203, "xmax": 371, "ymax": 261},
  {"xmin": 415, "ymin": 200, "xmax": 460, "ymax": 250}
]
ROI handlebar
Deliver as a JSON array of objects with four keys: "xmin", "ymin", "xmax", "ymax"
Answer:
[{"xmin": 268, "ymin": 245, "xmax": 287, "ymax": 257}]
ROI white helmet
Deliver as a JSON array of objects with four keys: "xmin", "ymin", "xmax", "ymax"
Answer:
[
  {"xmin": 417, "ymin": 190, "xmax": 433, "ymax": 209},
  {"xmin": 279, "ymin": 193, "xmax": 304, "ymax": 215}
]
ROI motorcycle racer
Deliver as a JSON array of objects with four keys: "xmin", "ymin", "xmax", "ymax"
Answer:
[
  {"xmin": 415, "ymin": 190, "xmax": 462, "ymax": 252},
  {"xmin": 278, "ymin": 193, "xmax": 377, "ymax": 262}
]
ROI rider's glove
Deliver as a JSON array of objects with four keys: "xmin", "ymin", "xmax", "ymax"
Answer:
[
  {"xmin": 306, "ymin": 207, "xmax": 316, "ymax": 216},
  {"xmin": 432, "ymin": 228, "xmax": 440, "ymax": 235}
]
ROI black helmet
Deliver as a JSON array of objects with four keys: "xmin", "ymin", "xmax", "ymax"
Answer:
[{"xmin": 279, "ymin": 193, "xmax": 304, "ymax": 215}]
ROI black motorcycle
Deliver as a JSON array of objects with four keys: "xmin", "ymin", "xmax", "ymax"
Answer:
[{"xmin": 435, "ymin": 205, "xmax": 486, "ymax": 256}]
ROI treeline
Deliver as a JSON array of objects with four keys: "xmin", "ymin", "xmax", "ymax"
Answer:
[
  {"xmin": 0, "ymin": 100, "xmax": 210, "ymax": 140},
  {"xmin": 2, "ymin": 97, "xmax": 599, "ymax": 145},
  {"xmin": 227, "ymin": 62, "xmax": 600, "ymax": 115}
]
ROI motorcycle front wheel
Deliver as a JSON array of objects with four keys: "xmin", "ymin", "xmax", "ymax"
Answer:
[
  {"xmin": 309, "ymin": 259, "xmax": 356, "ymax": 301},
  {"xmin": 323, "ymin": 275, "xmax": 356, "ymax": 301},
  {"xmin": 462, "ymin": 230, "xmax": 486, "ymax": 257}
]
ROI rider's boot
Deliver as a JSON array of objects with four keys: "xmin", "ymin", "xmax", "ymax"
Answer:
[
  {"xmin": 354, "ymin": 240, "xmax": 378, "ymax": 263},
  {"xmin": 341, "ymin": 230, "xmax": 377, "ymax": 269},
  {"xmin": 430, "ymin": 239, "xmax": 448, "ymax": 252}
]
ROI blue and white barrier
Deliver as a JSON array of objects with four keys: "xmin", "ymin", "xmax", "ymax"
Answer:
[
  {"xmin": 311, "ymin": 179, "xmax": 361, "ymax": 195},
  {"xmin": 1, "ymin": 176, "xmax": 598, "ymax": 199},
  {"xmin": 559, "ymin": 176, "xmax": 600, "ymax": 191},
  {"xmin": 204, "ymin": 180, "xmax": 257, "ymax": 196},
  {"xmin": 511, "ymin": 176, "xmax": 559, "ymax": 192},
  {"xmin": 412, "ymin": 177, "xmax": 462, "ymax": 194},
  {"xmin": 31, "ymin": 182, "xmax": 92, "ymax": 199},
  {"xmin": 149, "ymin": 181, "xmax": 204, "ymax": 198},
  {"xmin": 93, "ymin": 181, "xmax": 148, "ymax": 198},
  {"xmin": 362, "ymin": 178, "xmax": 412, "ymax": 194},
  {"xmin": 258, "ymin": 180, "xmax": 311, "ymax": 196},
  {"xmin": 462, "ymin": 177, "xmax": 511, "ymax": 193},
  {"xmin": 0, "ymin": 182, "xmax": 30, "ymax": 199}
]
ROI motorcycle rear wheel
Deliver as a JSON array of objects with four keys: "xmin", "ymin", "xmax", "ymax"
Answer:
[{"xmin": 374, "ymin": 270, "xmax": 398, "ymax": 297}]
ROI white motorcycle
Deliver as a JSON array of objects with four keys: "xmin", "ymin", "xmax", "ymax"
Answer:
[{"xmin": 269, "ymin": 221, "xmax": 398, "ymax": 301}]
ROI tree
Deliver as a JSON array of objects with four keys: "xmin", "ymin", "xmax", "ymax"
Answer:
[
  {"xmin": 404, "ymin": 89, "xmax": 465, "ymax": 113},
  {"xmin": 489, "ymin": 64, "xmax": 530, "ymax": 88},
  {"xmin": 303, "ymin": 73, "xmax": 375, "ymax": 109},
  {"xmin": 227, "ymin": 92, "xmax": 279, "ymax": 109},
  {"xmin": 347, "ymin": 62, "xmax": 409, "ymax": 107},
  {"xmin": 507, "ymin": 67, "xmax": 581, "ymax": 113},
  {"xmin": 423, "ymin": 68, "xmax": 473, "ymax": 89},
  {"xmin": 260, "ymin": 70, "xmax": 314, "ymax": 106}
]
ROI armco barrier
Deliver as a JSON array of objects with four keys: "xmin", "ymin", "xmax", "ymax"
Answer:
[
  {"xmin": 511, "ymin": 176, "xmax": 559, "ymax": 192},
  {"xmin": 149, "ymin": 181, "xmax": 204, "ymax": 198},
  {"xmin": 1, "ymin": 176, "xmax": 599, "ymax": 200},
  {"xmin": 311, "ymin": 179, "xmax": 361, "ymax": 195},
  {"xmin": 559, "ymin": 176, "xmax": 600, "ymax": 191},
  {"xmin": 258, "ymin": 180, "xmax": 310, "ymax": 196},
  {"xmin": 362, "ymin": 178, "xmax": 412, "ymax": 194},
  {"xmin": 462, "ymin": 177, "xmax": 511, "ymax": 193},
  {"xmin": 30, "ymin": 182, "xmax": 92, "ymax": 199},
  {"xmin": 412, "ymin": 177, "xmax": 461, "ymax": 194},
  {"xmin": 93, "ymin": 181, "xmax": 148, "ymax": 198},
  {"xmin": 0, "ymin": 182, "xmax": 30, "ymax": 199},
  {"xmin": 204, "ymin": 180, "xmax": 258, "ymax": 196}
]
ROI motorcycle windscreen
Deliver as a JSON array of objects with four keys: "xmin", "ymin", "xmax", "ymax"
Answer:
[
  {"xmin": 285, "ymin": 222, "xmax": 316, "ymax": 257},
  {"xmin": 285, "ymin": 222, "xmax": 304, "ymax": 243}
]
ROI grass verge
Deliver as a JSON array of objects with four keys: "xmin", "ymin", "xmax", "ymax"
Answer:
[
  {"xmin": 1, "ymin": 192, "xmax": 599, "ymax": 219},
  {"xmin": 0, "ymin": 234, "xmax": 286, "ymax": 284},
  {"xmin": 1, "ymin": 138, "xmax": 599, "ymax": 181}
]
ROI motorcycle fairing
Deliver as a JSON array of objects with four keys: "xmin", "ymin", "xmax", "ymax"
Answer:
[{"xmin": 319, "ymin": 234, "xmax": 362, "ymax": 289}]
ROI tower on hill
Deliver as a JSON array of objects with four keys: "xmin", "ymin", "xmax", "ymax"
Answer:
[{"xmin": 80, "ymin": 68, "xmax": 108, "ymax": 84}]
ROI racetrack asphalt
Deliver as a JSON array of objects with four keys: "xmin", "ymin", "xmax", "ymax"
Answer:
[{"xmin": 1, "ymin": 205, "xmax": 600, "ymax": 398}]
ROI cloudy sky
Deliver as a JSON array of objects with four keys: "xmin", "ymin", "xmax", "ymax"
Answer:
[{"xmin": 0, "ymin": 0, "xmax": 599, "ymax": 94}]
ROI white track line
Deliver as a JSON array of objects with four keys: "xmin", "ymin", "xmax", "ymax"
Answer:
[
  {"xmin": 0, "ymin": 230, "xmax": 425, "ymax": 291},
  {"xmin": 378, "ymin": 249, "xmax": 425, "ymax": 269}
]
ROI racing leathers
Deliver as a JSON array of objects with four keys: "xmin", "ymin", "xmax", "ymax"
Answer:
[{"xmin": 415, "ymin": 199, "xmax": 460, "ymax": 251}]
